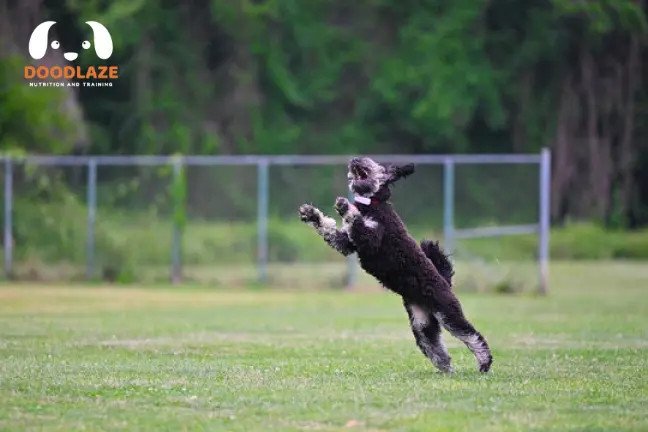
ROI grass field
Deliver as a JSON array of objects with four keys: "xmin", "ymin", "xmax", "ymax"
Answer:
[{"xmin": 0, "ymin": 262, "xmax": 647, "ymax": 431}]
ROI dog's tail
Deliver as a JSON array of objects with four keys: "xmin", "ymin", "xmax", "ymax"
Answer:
[{"xmin": 420, "ymin": 239, "xmax": 454, "ymax": 286}]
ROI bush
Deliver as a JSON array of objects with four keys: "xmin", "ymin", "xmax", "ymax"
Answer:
[
  {"xmin": 4, "ymin": 195, "xmax": 648, "ymax": 284},
  {"xmin": 457, "ymin": 222, "xmax": 648, "ymax": 261},
  {"xmin": 7, "ymin": 198, "xmax": 135, "ymax": 281}
]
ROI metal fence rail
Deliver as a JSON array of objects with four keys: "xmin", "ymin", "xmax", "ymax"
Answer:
[{"xmin": 1, "ymin": 149, "xmax": 551, "ymax": 293}]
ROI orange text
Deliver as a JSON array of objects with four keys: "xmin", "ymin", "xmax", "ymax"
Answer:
[{"xmin": 24, "ymin": 65, "xmax": 119, "ymax": 80}]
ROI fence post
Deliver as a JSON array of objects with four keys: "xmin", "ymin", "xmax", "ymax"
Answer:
[
  {"xmin": 538, "ymin": 147, "xmax": 551, "ymax": 295},
  {"xmin": 86, "ymin": 158, "xmax": 97, "ymax": 280},
  {"xmin": 257, "ymin": 159, "xmax": 269, "ymax": 285},
  {"xmin": 346, "ymin": 189, "xmax": 357, "ymax": 289},
  {"xmin": 443, "ymin": 157, "xmax": 455, "ymax": 254},
  {"xmin": 4, "ymin": 158, "xmax": 13, "ymax": 278},
  {"xmin": 171, "ymin": 158, "xmax": 183, "ymax": 285}
]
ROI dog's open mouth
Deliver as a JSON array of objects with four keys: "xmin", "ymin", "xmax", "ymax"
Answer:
[
  {"xmin": 350, "ymin": 164, "xmax": 368, "ymax": 180},
  {"xmin": 347, "ymin": 157, "xmax": 386, "ymax": 196}
]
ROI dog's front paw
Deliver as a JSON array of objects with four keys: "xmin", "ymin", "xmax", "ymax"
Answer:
[
  {"xmin": 334, "ymin": 197, "xmax": 350, "ymax": 217},
  {"xmin": 298, "ymin": 204, "xmax": 321, "ymax": 225}
]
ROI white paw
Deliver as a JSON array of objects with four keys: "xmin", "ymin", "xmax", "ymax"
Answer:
[{"xmin": 298, "ymin": 204, "xmax": 322, "ymax": 225}]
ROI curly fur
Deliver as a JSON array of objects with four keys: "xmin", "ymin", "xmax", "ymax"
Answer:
[
  {"xmin": 420, "ymin": 240, "xmax": 455, "ymax": 286},
  {"xmin": 299, "ymin": 156, "xmax": 492, "ymax": 373}
]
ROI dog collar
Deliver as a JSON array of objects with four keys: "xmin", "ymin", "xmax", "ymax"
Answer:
[{"xmin": 354, "ymin": 195, "xmax": 380, "ymax": 206}]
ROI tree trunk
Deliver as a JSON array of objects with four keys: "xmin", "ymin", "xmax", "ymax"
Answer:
[{"xmin": 618, "ymin": 34, "xmax": 641, "ymax": 227}]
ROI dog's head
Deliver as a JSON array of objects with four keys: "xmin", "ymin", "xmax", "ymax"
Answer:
[{"xmin": 347, "ymin": 156, "xmax": 415, "ymax": 201}]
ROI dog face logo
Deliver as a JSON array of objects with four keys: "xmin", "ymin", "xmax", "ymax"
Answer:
[
  {"xmin": 25, "ymin": 20, "xmax": 118, "ymax": 86},
  {"xmin": 28, "ymin": 21, "xmax": 113, "ymax": 61}
]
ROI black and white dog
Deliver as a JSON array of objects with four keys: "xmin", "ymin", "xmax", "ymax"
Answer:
[{"xmin": 298, "ymin": 156, "xmax": 493, "ymax": 373}]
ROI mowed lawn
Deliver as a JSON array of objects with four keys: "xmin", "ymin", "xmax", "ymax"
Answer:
[{"xmin": 0, "ymin": 262, "xmax": 646, "ymax": 431}]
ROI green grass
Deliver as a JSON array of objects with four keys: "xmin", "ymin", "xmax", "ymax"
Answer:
[{"xmin": 1, "ymin": 261, "xmax": 647, "ymax": 431}]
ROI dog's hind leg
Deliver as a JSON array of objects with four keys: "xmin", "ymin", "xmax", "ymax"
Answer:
[
  {"xmin": 404, "ymin": 300, "xmax": 453, "ymax": 373},
  {"xmin": 420, "ymin": 240, "xmax": 454, "ymax": 286},
  {"xmin": 434, "ymin": 299, "xmax": 493, "ymax": 373}
]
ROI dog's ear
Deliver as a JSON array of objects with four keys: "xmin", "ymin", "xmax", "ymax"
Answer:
[{"xmin": 385, "ymin": 163, "xmax": 415, "ymax": 186}]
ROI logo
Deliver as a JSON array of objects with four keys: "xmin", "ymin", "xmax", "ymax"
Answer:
[{"xmin": 25, "ymin": 21, "xmax": 118, "ymax": 87}]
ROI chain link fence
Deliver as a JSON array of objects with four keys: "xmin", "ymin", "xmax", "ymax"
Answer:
[{"xmin": 0, "ymin": 152, "xmax": 550, "ymax": 292}]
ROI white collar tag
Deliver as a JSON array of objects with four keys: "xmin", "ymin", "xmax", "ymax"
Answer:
[{"xmin": 354, "ymin": 195, "xmax": 371, "ymax": 205}]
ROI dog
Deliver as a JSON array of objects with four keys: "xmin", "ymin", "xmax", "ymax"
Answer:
[{"xmin": 298, "ymin": 156, "xmax": 493, "ymax": 373}]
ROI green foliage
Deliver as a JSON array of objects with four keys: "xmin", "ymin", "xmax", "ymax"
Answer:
[
  {"xmin": 0, "ymin": 56, "xmax": 74, "ymax": 153},
  {"xmin": 369, "ymin": 0, "xmax": 506, "ymax": 148},
  {"xmin": 459, "ymin": 222, "xmax": 648, "ymax": 261},
  {"xmin": 7, "ymin": 180, "xmax": 648, "ymax": 284},
  {"xmin": 491, "ymin": 277, "xmax": 521, "ymax": 295},
  {"xmin": 552, "ymin": 0, "xmax": 648, "ymax": 34},
  {"xmin": 19, "ymin": 0, "xmax": 645, "ymax": 223},
  {"xmin": 4, "ymin": 0, "xmax": 648, "ymax": 158},
  {"xmin": 4, "ymin": 165, "xmax": 134, "ymax": 281},
  {"xmin": 5, "ymin": 0, "xmax": 648, "ymax": 270}
]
